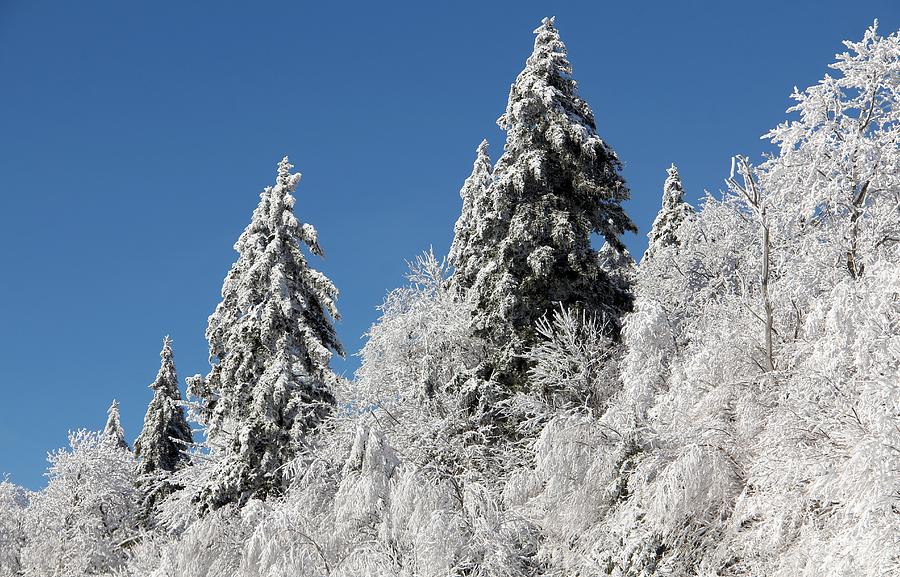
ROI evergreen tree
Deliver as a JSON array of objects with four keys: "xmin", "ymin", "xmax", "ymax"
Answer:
[
  {"xmin": 643, "ymin": 163, "xmax": 694, "ymax": 261},
  {"xmin": 466, "ymin": 17, "xmax": 636, "ymax": 387},
  {"xmin": 134, "ymin": 336, "xmax": 193, "ymax": 521},
  {"xmin": 449, "ymin": 139, "xmax": 494, "ymax": 289},
  {"xmin": 190, "ymin": 156, "xmax": 344, "ymax": 507},
  {"xmin": 102, "ymin": 399, "xmax": 128, "ymax": 450},
  {"xmin": 135, "ymin": 337, "xmax": 192, "ymax": 475}
]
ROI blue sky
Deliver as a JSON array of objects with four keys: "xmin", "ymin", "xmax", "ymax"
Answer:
[{"xmin": 1, "ymin": 1, "xmax": 897, "ymax": 489}]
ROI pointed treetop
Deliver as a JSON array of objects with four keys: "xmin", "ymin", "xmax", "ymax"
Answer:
[
  {"xmin": 468, "ymin": 139, "xmax": 492, "ymax": 181},
  {"xmin": 644, "ymin": 163, "xmax": 695, "ymax": 262},
  {"xmin": 277, "ymin": 156, "xmax": 294, "ymax": 181},
  {"xmin": 274, "ymin": 156, "xmax": 302, "ymax": 197},
  {"xmin": 449, "ymin": 139, "xmax": 494, "ymax": 283},
  {"xmin": 663, "ymin": 163, "xmax": 686, "ymax": 206},
  {"xmin": 497, "ymin": 15, "xmax": 611, "ymax": 166},
  {"xmin": 103, "ymin": 399, "xmax": 129, "ymax": 450},
  {"xmin": 151, "ymin": 336, "xmax": 178, "ymax": 393},
  {"xmin": 490, "ymin": 13, "xmax": 633, "ymax": 248},
  {"xmin": 106, "ymin": 399, "xmax": 121, "ymax": 426},
  {"xmin": 161, "ymin": 334, "xmax": 173, "ymax": 361}
]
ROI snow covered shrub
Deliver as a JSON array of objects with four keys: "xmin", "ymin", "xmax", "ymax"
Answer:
[
  {"xmin": 593, "ymin": 441, "xmax": 742, "ymax": 576},
  {"xmin": 381, "ymin": 467, "xmax": 469, "ymax": 576},
  {"xmin": 620, "ymin": 187, "xmax": 751, "ymax": 425},
  {"xmin": 239, "ymin": 458, "xmax": 338, "ymax": 577},
  {"xmin": 330, "ymin": 425, "xmax": 400, "ymax": 571},
  {"xmin": 456, "ymin": 482, "xmax": 542, "ymax": 577},
  {"xmin": 354, "ymin": 249, "xmax": 484, "ymax": 409},
  {"xmin": 502, "ymin": 409, "xmax": 639, "ymax": 574},
  {"xmin": 523, "ymin": 305, "xmax": 617, "ymax": 411},
  {"xmin": 153, "ymin": 503, "xmax": 257, "ymax": 577},
  {"xmin": 590, "ymin": 205, "xmax": 769, "ymax": 574},
  {"xmin": 240, "ymin": 421, "xmax": 538, "ymax": 577},
  {"xmin": 648, "ymin": 444, "xmax": 739, "ymax": 549},
  {"xmin": 0, "ymin": 480, "xmax": 28, "ymax": 577},
  {"xmin": 114, "ymin": 531, "xmax": 168, "ymax": 577},
  {"xmin": 712, "ymin": 262, "xmax": 900, "ymax": 577},
  {"xmin": 21, "ymin": 430, "xmax": 138, "ymax": 577},
  {"xmin": 376, "ymin": 465, "xmax": 542, "ymax": 577},
  {"xmin": 350, "ymin": 250, "xmax": 490, "ymax": 477},
  {"xmin": 619, "ymin": 299, "xmax": 676, "ymax": 420}
]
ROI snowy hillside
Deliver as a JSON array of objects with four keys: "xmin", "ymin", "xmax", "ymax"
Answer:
[{"xmin": 1, "ymin": 17, "xmax": 898, "ymax": 577}]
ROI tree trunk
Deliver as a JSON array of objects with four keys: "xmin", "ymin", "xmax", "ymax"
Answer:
[{"xmin": 761, "ymin": 207, "xmax": 775, "ymax": 372}]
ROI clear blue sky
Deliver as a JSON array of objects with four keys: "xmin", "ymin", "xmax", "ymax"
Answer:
[{"xmin": 1, "ymin": 1, "xmax": 897, "ymax": 489}]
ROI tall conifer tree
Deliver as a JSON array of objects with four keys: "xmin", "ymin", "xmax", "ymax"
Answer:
[
  {"xmin": 134, "ymin": 337, "xmax": 193, "ymax": 521},
  {"xmin": 189, "ymin": 157, "xmax": 344, "ymax": 507},
  {"xmin": 465, "ymin": 17, "xmax": 636, "ymax": 387}
]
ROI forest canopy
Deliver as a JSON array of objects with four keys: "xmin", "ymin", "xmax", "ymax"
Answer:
[{"xmin": 1, "ymin": 16, "xmax": 898, "ymax": 577}]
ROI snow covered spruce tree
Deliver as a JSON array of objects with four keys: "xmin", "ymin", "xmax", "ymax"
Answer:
[
  {"xmin": 449, "ymin": 139, "xmax": 494, "ymax": 289},
  {"xmin": 133, "ymin": 336, "xmax": 193, "ymax": 523},
  {"xmin": 643, "ymin": 163, "xmax": 694, "ymax": 261},
  {"xmin": 102, "ymin": 399, "xmax": 129, "ymax": 450},
  {"xmin": 187, "ymin": 156, "xmax": 344, "ymax": 510},
  {"xmin": 463, "ymin": 17, "xmax": 636, "ymax": 389}
]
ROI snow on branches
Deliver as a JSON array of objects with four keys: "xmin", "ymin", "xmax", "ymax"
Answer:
[
  {"xmin": 3, "ymin": 17, "xmax": 899, "ymax": 577},
  {"xmin": 189, "ymin": 156, "xmax": 345, "ymax": 510}
]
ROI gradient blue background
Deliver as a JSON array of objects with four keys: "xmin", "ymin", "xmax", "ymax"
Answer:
[{"xmin": 1, "ymin": 1, "xmax": 897, "ymax": 489}]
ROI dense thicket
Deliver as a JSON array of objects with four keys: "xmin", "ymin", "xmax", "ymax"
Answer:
[{"xmin": 2, "ymin": 18, "xmax": 898, "ymax": 577}]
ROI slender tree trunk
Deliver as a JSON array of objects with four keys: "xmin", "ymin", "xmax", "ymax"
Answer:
[
  {"xmin": 846, "ymin": 180, "xmax": 869, "ymax": 279},
  {"xmin": 730, "ymin": 156, "xmax": 776, "ymax": 372},
  {"xmin": 761, "ymin": 207, "xmax": 775, "ymax": 372}
]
